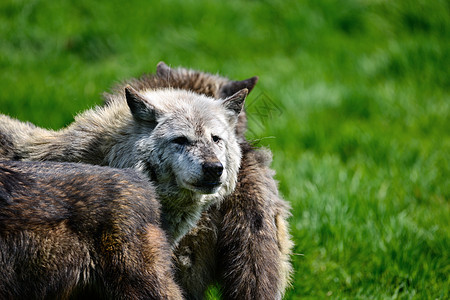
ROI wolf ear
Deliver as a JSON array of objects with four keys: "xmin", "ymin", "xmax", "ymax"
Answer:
[
  {"xmin": 219, "ymin": 76, "xmax": 258, "ymax": 98},
  {"xmin": 222, "ymin": 88, "xmax": 248, "ymax": 120},
  {"xmin": 156, "ymin": 61, "xmax": 173, "ymax": 78},
  {"xmin": 125, "ymin": 86, "xmax": 160, "ymax": 123}
]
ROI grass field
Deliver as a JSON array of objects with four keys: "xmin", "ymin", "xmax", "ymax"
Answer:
[{"xmin": 1, "ymin": 0, "xmax": 449, "ymax": 298}]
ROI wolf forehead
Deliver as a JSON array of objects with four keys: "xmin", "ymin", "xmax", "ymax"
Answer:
[
  {"xmin": 136, "ymin": 89, "xmax": 240, "ymax": 135},
  {"xmin": 142, "ymin": 89, "xmax": 231, "ymax": 117}
]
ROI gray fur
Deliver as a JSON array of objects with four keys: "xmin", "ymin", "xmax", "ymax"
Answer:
[{"xmin": 0, "ymin": 87, "xmax": 245, "ymax": 246}]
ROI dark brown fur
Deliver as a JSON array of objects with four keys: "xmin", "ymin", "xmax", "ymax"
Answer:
[{"xmin": 0, "ymin": 161, "xmax": 183, "ymax": 300}]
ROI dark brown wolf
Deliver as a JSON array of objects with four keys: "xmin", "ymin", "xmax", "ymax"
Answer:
[{"xmin": 0, "ymin": 160, "xmax": 182, "ymax": 299}]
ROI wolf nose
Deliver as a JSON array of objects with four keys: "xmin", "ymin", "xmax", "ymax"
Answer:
[{"xmin": 202, "ymin": 162, "xmax": 223, "ymax": 178}]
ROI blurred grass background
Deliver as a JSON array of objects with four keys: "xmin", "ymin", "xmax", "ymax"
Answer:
[{"xmin": 0, "ymin": 0, "xmax": 449, "ymax": 298}]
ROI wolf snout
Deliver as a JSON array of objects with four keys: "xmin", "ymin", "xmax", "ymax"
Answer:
[{"xmin": 202, "ymin": 161, "xmax": 223, "ymax": 180}]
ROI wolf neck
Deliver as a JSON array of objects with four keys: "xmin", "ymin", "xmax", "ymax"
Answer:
[{"xmin": 157, "ymin": 186, "xmax": 216, "ymax": 246}]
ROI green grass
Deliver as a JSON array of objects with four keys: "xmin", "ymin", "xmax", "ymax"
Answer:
[{"xmin": 1, "ymin": 0, "xmax": 449, "ymax": 298}]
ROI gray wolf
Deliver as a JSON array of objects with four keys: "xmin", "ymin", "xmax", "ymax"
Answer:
[
  {"xmin": 0, "ymin": 160, "xmax": 182, "ymax": 299},
  {"xmin": 0, "ymin": 62, "xmax": 292, "ymax": 299},
  {"xmin": 0, "ymin": 85, "xmax": 247, "ymax": 246}
]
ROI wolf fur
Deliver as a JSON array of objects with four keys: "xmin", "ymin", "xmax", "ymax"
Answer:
[
  {"xmin": 0, "ymin": 62, "xmax": 293, "ymax": 299},
  {"xmin": 0, "ymin": 160, "xmax": 182, "ymax": 299}
]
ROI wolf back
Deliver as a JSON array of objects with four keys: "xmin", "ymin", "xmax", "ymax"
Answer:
[{"xmin": 0, "ymin": 160, "xmax": 183, "ymax": 299}]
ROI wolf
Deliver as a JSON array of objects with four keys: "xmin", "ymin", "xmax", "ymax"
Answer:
[
  {"xmin": 0, "ymin": 160, "xmax": 182, "ymax": 299},
  {"xmin": 0, "ymin": 85, "xmax": 246, "ymax": 246},
  {"xmin": 0, "ymin": 63, "xmax": 293, "ymax": 299}
]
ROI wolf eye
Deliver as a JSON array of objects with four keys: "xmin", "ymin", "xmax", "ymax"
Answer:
[
  {"xmin": 172, "ymin": 136, "xmax": 189, "ymax": 146},
  {"xmin": 212, "ymin": 135, "xmax": 221, "ymax": 143}
]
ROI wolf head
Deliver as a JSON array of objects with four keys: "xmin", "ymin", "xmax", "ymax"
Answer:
[
  {"xmin": 125, "ymin": 86, "xmax": 246, "ymax": 201},
  {"xmin": 103, "ymin": 62, "xmax": 258, "ymax": 139}
]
